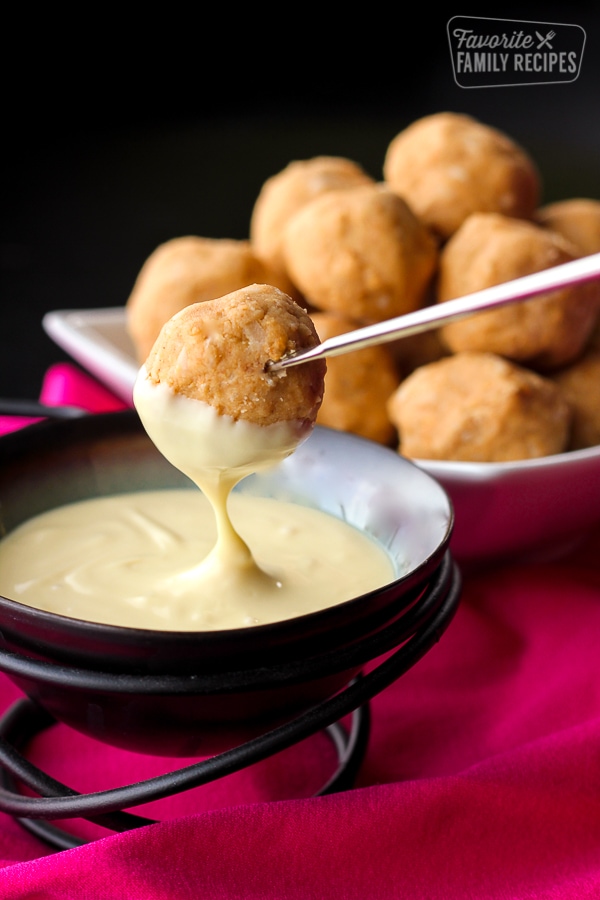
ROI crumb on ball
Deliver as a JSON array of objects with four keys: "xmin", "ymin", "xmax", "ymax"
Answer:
[
  {"xmin": 282, "ymin": 183, "xmax": 438, "ymax": 323},
  {"xmin": 143, "ymin": 283, "xmax": 326, "ymax": 428},
  {"xmin": 535, "ymin": 198, "xmax": 600, "ymax": 258},
  {"xmin": 383, "ymin": 111, "xmax": 540, "ymax": 242},
  {"xmin": 126, "ymin": 236, "xmax": 299, "ymax": 363},
  {"xmin": 311, "ymin": 311, "xmax": 401, "ymax": 446},
  {"xmin": 551, "ymin": 349, "xmax": 600, "ymax": 450},
  {"xmin": 436, "ymin": 212, "xmax": 600, "ymax": 371},
  {"xmin": 249, "ymin": 156, "xmax": 374, "ymax": 280},
  {"xmin": 387, "ymin": 351, "xmax": 571, "ymax": 462}
]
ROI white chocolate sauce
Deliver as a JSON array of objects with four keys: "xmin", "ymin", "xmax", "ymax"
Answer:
[
  {"xmin": 0, "ymin": 490, "xmax": 392, "ymax": 630},
  {"xmin": 0, "ymin": 370, "xmax": 394, "ymax": 631}
]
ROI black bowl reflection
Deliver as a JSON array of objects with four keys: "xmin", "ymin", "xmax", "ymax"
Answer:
[{"xmin": 0, "ymin": 412, "xmax": 454, "ymax": 756}]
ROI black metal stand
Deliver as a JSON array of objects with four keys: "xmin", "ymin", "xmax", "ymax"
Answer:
[
  {"xmin": 0, "ymin": 554, "xmax": 461, "ymax": 850},
  {"xmin": 0, "ymin": 697, "xmax": 371, "ymax": 850}
]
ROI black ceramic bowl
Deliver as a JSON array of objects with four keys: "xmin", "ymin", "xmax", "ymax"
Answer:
[{"xmin": 0, "ymin": 412, "xmax": 455, "ymax": 756}]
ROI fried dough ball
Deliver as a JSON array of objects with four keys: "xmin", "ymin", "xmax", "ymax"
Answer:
[
  {"xmin": 437, "ymin": 213, "xmax": 600, "ymax": 371},
  {"xmin": 126, "ymin": 236, "xmax": 297, "ymax": 363},
  {"xmin": 249, "ymin": 156, "xmax": 374, "ymax": 281},
  {"xmin": 282, "ymin": 183, "xmax": 438, "ymax": 323},
  {"xmin": 536, "ymin": 198, "xmax": 600, "ymax": 257},
  {"xmin": 551, "ymin": 349, "xmax": 600, "ymax": 450},
  {"xmin": 310, "ymin": 312, "xmax": 401, "ymax": 445},
  {"xmin": 383, "ymin": 112, "xmax": 540, "ymax": 241},
  {"xmin": 143, "ymin": 283, "xmax": 326, "ymax": 428},
  {"xmin": 387, "ymin": 352, "xmax": 571, "ymax": 462}
]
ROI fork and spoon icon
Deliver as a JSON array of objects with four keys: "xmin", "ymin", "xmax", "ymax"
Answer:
[{"xmin": 535, "ymin": 29, "xmax": 556, "ymax": 48}]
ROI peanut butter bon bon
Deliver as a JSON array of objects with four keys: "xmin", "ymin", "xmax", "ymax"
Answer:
[
  {"xmin": 138, "ymin": 283, "xmax": 325, "ymax": 436},
  {"xmin": 134, "ymin": 282, "xmax": 328, "ymax": 590}
]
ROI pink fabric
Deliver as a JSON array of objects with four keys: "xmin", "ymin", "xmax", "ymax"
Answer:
[
  {"xmin": 0, "ymin": 363, "xmax": 129, "ymax": 436},
  {"xmin": 38, "ymin": 362, "xmax": 130, "ymax": 413},
  {"xmin": 0, "ymin": 416, "xmax": 42, "ymax": 435},
  {"xmin": 0, "ymin": 364, "xmax": 599, "ymax": 898}
]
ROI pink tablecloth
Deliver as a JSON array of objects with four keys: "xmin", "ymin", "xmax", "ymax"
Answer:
[{"xmin": 0, "ymin": 364, "xmax": 599, "ymax": 899}]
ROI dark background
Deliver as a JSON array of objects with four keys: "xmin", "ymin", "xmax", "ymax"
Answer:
[{"xmin": 3, "ymin": 5, "xmax": 600, "ymax": 400}]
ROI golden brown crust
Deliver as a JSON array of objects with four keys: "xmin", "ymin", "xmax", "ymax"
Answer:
[
  {"xmin": 144, "ymin": 283, "xmax": 326, "ymax": 428},
  {"xmin": 282, "ymin": 183, "xmax": 438, "ymax": 323},
  {"xmin": 310, "ymin": 312, "xmax": 401, "ymax": 445},
  {"xmin": 249, "ymin": 156, "xmax": 374, "ymax": 280},
  {"xmin": 436, "ymin": 213, "xmax": 600, "ymax": 371},
  {"xmin": 387, "ymin": 351, "xmax": 571, "ymax": 462},
  {"xmin": 551, "ymin": 349, "xmax": 600, "ymax": 450},
  {"xmin": 383, "ymin": 112, "xmax": 540, "ymax": 241},
  {"xmin": 126, "ymin": 236, "xmax": 298, "ymax": 363}
]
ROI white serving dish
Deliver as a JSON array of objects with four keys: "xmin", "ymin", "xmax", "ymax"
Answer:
[
  {"xmin": 421, "ymin": 450, "xmax": 600, "ymax": 565},
  {"xmin": 43, "ymin": 308, "xmax": 139, "ymax": 404},
  {"xmin": 42, "ymin": 307, "xmax": 600, "ymax": 565}
]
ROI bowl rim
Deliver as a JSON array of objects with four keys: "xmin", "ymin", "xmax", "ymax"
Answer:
[
  {"xmin": 417, "ymin": 441, "xmax": 600, "ymax": 479},
  {"xmin": 0, "ymin": 411, "xmax": 455, "ymax": 642}
]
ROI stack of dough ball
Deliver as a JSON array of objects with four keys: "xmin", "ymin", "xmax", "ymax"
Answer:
[
  {"xmin": 551, "ymin": 349, "xmax": 600, "ymax": 450},
  {"xmin": 143, "ymin": 283, "xmax": 326, "ymax": 429},
  {"xmin": 126, "ymin": 236, "xmax": 296, "ymax": 363},
  {"xmin": 249, "ymin": 156, "xmax": 374, "ymax": 283},
  {"xmin": 124, "ymin": 111, "xmax": 600, "ymax": 462},
  {"xmin": 310, "ymin": 312, "xmax": 401, "ymax": 446},
  {"xmin": 383, "ymin": 111, "xmax": 541, "ymax": 242},
  {"xmin": 282, "ymin": 183, "xmax": 438, "ymax": 323},
  {"xmin": 436, "ymin": 212, "xmax": 600, "ymax": 371},
  {"xmin": 386, "ymin": 351, "xmax": 572, "ymax": 463}
]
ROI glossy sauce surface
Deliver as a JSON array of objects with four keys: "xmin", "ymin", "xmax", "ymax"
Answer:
[
  {"xmin": 0, "ymin": 488, "xmax": 393, "ymax": 630},
  {"xmin": 0, "ymin": 373, "xmax": 394, "ymax": 630}
]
